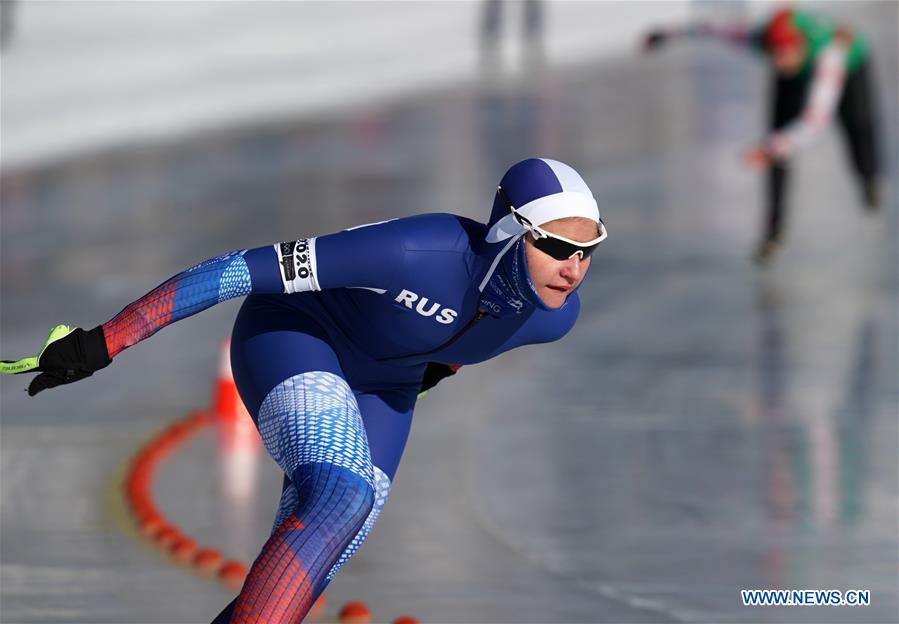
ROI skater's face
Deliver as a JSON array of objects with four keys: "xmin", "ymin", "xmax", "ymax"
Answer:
[
  {"xmin": 772, "ymin": 43, "xmax": 806, "ymax": 76},
  {"xmin": 524, "ymin": 217, "xmax": 597, "ymax": 308}
]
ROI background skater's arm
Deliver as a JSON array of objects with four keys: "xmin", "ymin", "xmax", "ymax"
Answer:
[
  {"xmin": 643, "ymin": 18, "xmax": 757, "ymax": 51},
  {"xmin": 764, "ymin": 35, "xmax": 851, "ymax": 161}
]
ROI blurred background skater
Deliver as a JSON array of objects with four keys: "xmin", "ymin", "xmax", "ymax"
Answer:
[
  {"xmin": 644, "ymin": 5, "xmax": 882, "ymax": 264},
  {"xmin": 480, "ymin": 0, "xmax": 545, "ymax": 72}
]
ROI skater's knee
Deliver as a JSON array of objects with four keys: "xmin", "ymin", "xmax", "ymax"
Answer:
[
  {"xmin": 290, "ymin": 462, "xmax": 375, "ymax": 527},
  {"xmin": 336, "ymin": 468, "xmax": 375, "ymax": 525},
  {"xmin": 347, "ymin": 477, "xmax": 376, "ymax": 526},
  {"xmin": 323, "ymin": 466, "xmax": 391, "ymax": 581}
]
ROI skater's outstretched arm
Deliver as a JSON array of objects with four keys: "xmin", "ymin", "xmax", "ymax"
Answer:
[
  {"xmin": 103, "ymin": 217, "xmax": 417, "ymax": 358},
  {"xmin": 1, "ymin": 218, "xmax": 414, "ymax": 395},
  {"xmin": 642, "ymin": 18, "xmax": 757, "ymax": 52},
  {"xmin": 101, "ymin": 247, "xmax": 278, "ymax": 358},
  {"xmin": 0, "ymin": 245, "xmax": 284, "ymax": 395}
]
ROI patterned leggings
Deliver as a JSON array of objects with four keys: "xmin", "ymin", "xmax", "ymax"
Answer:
[{"xmin": 211, "ymin": 298, "xmax": 416, "ymax": 624}]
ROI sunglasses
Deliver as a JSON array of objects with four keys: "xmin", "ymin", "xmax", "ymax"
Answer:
[{"xmin": 497, "ymin": 186, "xmax": 607, "ymax": 261}]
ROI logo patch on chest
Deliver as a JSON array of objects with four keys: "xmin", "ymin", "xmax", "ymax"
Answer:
[{"xmin": 395, "ymin": 289, "xmax": 458, "ymax": 325}]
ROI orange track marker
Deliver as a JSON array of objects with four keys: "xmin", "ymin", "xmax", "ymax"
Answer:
[
  {"xmin": 194, "ymin": 547, "xmax": 224, "ymax": 574},
  {"xmin": 219, "ymin": 560, "xmax": 248, "ymax": 590},
  {"xmin": 339, "ymin": 601, "xmax": 372, "ymax": 624},
  {"xmin": 170, "ymin": 537, "xmax": 198, "ymax": 564}
]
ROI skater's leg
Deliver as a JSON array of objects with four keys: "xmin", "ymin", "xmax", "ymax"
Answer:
[
  {"xmin": 218, "ymin": 302, "xmax": 375, "ymax": 623},
  {"xmin": 756, "ymin": 74, "xmax": 805, "ymax": 262},
  {"xmin": 323, "ymin": 390, "xmax": 415, "ymax": 582},
  {"xmin": 837, "ymin": 60, "xmax": 881, "ymax": 209},
  {"xmin": 230, "ymin": 371, "xmax": 374, "ymax": 623}
]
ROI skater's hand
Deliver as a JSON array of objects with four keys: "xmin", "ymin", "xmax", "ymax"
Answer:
[
  {"xmin": 0, "ymin": 325, "xmax": 110, "ymax": 396},
  {"xmin": 643, "ymin": 29, "xmax": 669, "ymax": 52},
  {"xmin": 833, "ymin": 25, "xmax": 853, "ymax": 46},
  {"xmin": 742, "ymin": 146, "xmax": 771, "ymax": 171},
  {"xmin": 418, "ymin": 362, "xmax": 462, "ymax": 398}
]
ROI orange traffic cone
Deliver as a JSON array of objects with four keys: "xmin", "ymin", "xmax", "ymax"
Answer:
[
  {"xmin": 213, "ymin": 340, "xmax": 252, "ymax": 424},
  {"xmin": 214, "ymin": 340, "xmax": 261, "ymax": 501}
]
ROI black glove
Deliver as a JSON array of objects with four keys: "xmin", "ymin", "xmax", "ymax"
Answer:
[
  {"xmin": 643, "ymin": 29, "xmax": 669, "ymax": 52},
  {"xmin": 419, "ymin": 362, "xmax": 461, "ymax": 395},
  {"xmin": 1, "ymin": 325, "xmax": 111, "ymax": 396}
]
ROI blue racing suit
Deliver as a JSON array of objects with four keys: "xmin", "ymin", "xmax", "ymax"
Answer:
[{"xmin": 99, "ymin": 164, "xmax": 589, "ymax": 624}]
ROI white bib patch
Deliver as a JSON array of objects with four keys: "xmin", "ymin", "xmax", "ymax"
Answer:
[{"xmin": 275, "ymin": 238, "xmax": 320, "ymax": 293}]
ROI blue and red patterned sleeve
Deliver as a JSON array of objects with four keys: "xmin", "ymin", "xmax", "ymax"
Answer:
[
  {"xmin": 102, "ymin": 246, "xmax": 280, "ymax": 358},
  {"xmin": 100, "ymin": 218, "xmax": 415, "ymax": 359}
]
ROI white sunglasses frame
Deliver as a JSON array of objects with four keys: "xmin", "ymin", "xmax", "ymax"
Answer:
[{"xmin": 499, "ymin": 186, "xmax": 608, "ymax": 260}]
